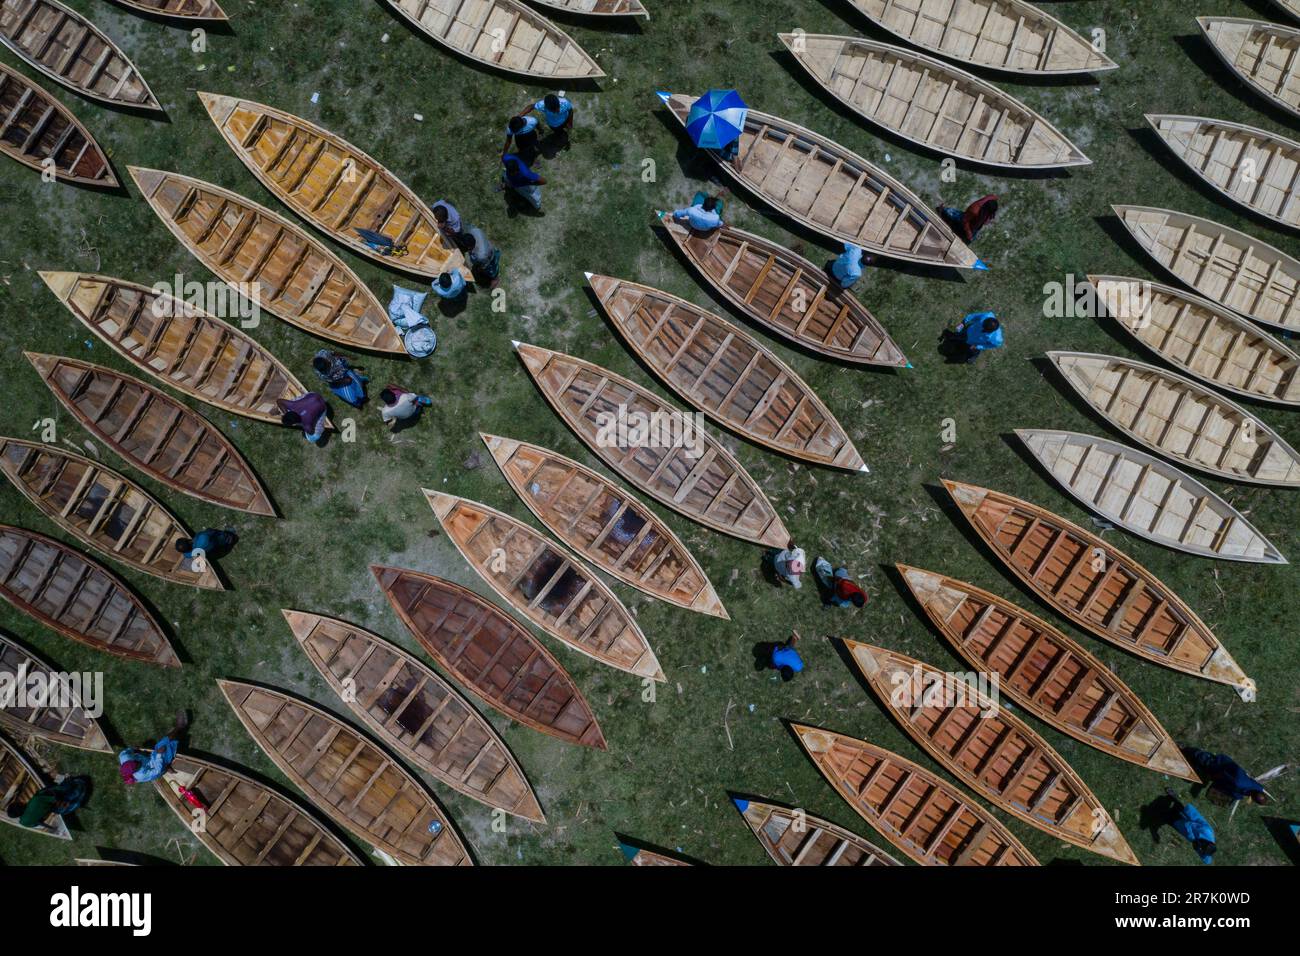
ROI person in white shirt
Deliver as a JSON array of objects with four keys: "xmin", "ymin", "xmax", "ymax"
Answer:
[{"xmin": 379, "ymin": 385, "xmax": 432, "ymax": 428}]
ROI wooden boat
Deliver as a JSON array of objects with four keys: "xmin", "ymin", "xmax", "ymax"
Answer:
[
  {"xmin": 657, "ymin": 92, "xmax": 980, "ymax": 270},
  {"xmin": 618, "ymin": 841, "xmax": 689, "ymax": 865},
  {"xmin": 26, "ymin": 353, "xmax": 275, "ymax": 516},
  {"xmin": 0, "ymin": 734, "xmax": 69, "ymax": 839},
  {"xmin": 108, "ymin": 0, "xmax": 227, "ymax": 20},
  {"xmin": 285, "ymin": 610, "xmax": 544, "ymax": 823},
  {"xmin": 515, "ymin": 342, "xmax": 789, "ymax": 548},
  {"xmin": 780, "ymin": 33, "xmax": 1089, "ymax": 170},
  {"xmin": 1088, "ymin": 275, "xmax": 1300, "ymax": 407},
  {"xmin": 481, "ymin": 434, "xmax": 727, "ymax": 619},
  {"xmin": 40, "ymin": 272, "xmax": 313, "ymax": 425},
  {"xmin": 128, "ymin": 167, "xmax": 403, "ymax": 355},
  {"xmin": 660, "ymin": 216, "xmax": 906, "ymax": 368},
  {"xmin": 589, "ymin": 273, "xmax": 867, "ymax": 472},
  {"xmin": 372, "ymin": 566, "xmax": 606, "ymax": 749},
  {"xmin": 792, "ymin": 724, "xmax": 1038, "ymax": 866},
  {"xmin": 156, "ymin": 755, "xmax": 362, "ymax": 866},
  {"xmin": 1047, "ymin": 351, "xmax": 1300, "ymax": 488},
  {"xmin": 0, "ymin": 438, "xmax": 223, "ymax": 590},
  {"xmin": 731, "ymin": 797, "xmax": 901, "ymax": 866},
  {"xmin": 0, "ymin": 63, "xmax": 115, "ymax": 187},
  {"xmin": 426, "ymin": 491, "xmax": 663, "ymax": 681},
  {"xmin": 1276, "ymin": 0, "xmax": 1300, "ymax": 24},
  {"xmin": 198, "ymin": 93, "xmax": 466, "ymax": 281},
  {"xmin": 1114, "ymin": 205, "xmax": 1300, "ymax": 335},
  {"xmin": 0, "ymin": 634, "xmax": 111, "ymax": 751},
  {"xmin": 388, "ymin": 0, "xmax": 604, "ymax": 81},
  {"xmin": 1016, "ymin": 429, "xmax": 1287, "ymax": 564},
  {"xmin": 0, "ymin": 525, "xmax": 180, "ymax": 666},
  {"xmin": 529, "ymin": 0, "xmax": 647, "ymax": 16},
  {"xmin": 942, "ymin": 480, "xmax": 1255, "ymax": 698},
  {"xmin": 218, "ymin": 680, "xmax": 472, "ymax": 866},
  {"xmin": 897, "ymin": 565, "xmax": 1198, "ymax": 780},
  {"xmin": 1200, "ymin": 18, "xmax": 1300, "ymax": 121}
]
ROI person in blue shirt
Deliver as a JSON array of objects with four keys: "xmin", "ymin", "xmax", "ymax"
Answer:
[
  {"xmin": 503, "ymin": 114, "xmax": 541, "ymax": 163},
  {"xmin": 941, "ymin": 311, "xmax": 1003, "ymax": 364},
  {"xmin": 752, "ymin": 632, "xmax": 804, "ymax": 681},
  {"xmin": 431, "ymin": 270, "xmax": 467, "ymax": 303},
  {"xmin": 501, "ymin": 152, "xmax": 545, "ymax": 211},
  {"xmin": 1165, "ymin": 789, "xmax": 1216, "ymax": 863},
  {"xmin": 672, "ymin": 192, "xmax": 724, "ymax": 233},
  {"xmin": 176, "ymin": 528, "xmax": 237, "ymax": 563},
  {"xmin": 1183, "ymin": 749, "xmax": 1270, "ymax": 806},
  {"xmin": 525, "ymin": 93, "xmax": 575, "ymax": 151},
  {"xmin": 828, "ymin": 243, "xmax": 871, "ymax": 291}
]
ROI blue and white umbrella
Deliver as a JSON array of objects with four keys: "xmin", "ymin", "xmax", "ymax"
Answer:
[{"xmin": 684, "ymin": 89, "xmax": 748, "ymax": 150}]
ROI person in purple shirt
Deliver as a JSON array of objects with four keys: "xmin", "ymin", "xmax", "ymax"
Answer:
[
  {"xmin": 431, "ymin": 200, "xmax": 462, "ymax": 241},
  {"xmin": 277, "ymin": 392, "xmax": 328, "ymax": 443}
]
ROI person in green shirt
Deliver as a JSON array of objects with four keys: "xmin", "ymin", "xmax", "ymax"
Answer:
[{"xmin": 6, "ymin": 776, "xmax": 89, "ymax": 831}]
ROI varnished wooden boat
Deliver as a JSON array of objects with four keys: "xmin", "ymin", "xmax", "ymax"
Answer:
[
  {"xmin": 529, "ymin": 0, "xmax": 647, "ymax": 16},
  {"xmin": 108, "ymin": 0, "xmax": 227, "ymax": 20},
  {"xmin": 942, "ymin": 479, "xmax": 1254, "ymax": 698},
  {"xmin": 1089, "ymin": 275, "xmax": 1300, "ymax": 407},
  {"xmin": 590, "ymin": 273, "xmax": 866, "ymax": 472},
  {"xmin": 0, "ymin": 63, "xmax": 115, "ymax": 187},
  {"xmin": 26, "ymin": 352, "xmax": 274, "ymax": 516},
  {"xmin": 285, "ymin": 610, "xmax": 544, "ymax": 823},
  {"xmin": 481, "ymin": 434, "xmax": 726, "ymax": 619},
  {"xmin": 372, "ymin": 565, "xmax": 606, "ymax": 749},
  {"xmin": 780, "ymin": 33, "xmax": 1089, "ymax": 170},
  {"xmin": 1200, "ymin": 18, "xmax": 1300, "ymax": 121},
  {"xmin": 128, "ymin": 167, "xmax": 403, "ymax": 355},
  {"xmin": 156, "ymin": 754, "xmax": 362, "ymax": 866},
  {"xmin": 515, "ymin": 342, "xmax": 789, "ymax": 548},
  {"xmin": 1016, "ymin": 429, "xmax": 1287, "ymax": 564},
  {"xmin": 426, "ymin": 491, "xmax": 663, "ymax": 681},
  {"xmin": 218, "ymin": 680, "xmax": 472, "ymax": 867},
  {"xmin": 0, "ymin": 733, "xmax": 69, "ymax": 839},
  {"xmin": 845, "ymin": 0, "xmax": 1116, "ymax": 75},
  {"xmin": 792, "ymin": 724, "xmax": 1038, "ymax": 866},
  {"xmin": 660, "ymin": 216, "xmax": 906, "ymax": 368},
  {"xmin": 0, "ymin": 438, "xmax": 223, "ymax": 590},
  {"xmin": 41, "ymin": 272, "xmax": 313, "ymax": 425},
  {"xmin": 897, "ymin": 565, "xmax": 1198, "ymax": 780},
  {"xmin": 619, "ymin": 841, "xmax": 689, "ymax": 865},
  {"xmin": 0, "ymin": 525, "xmax": 180, "ymax": 666},
  {"xmin": 199, "ymin": 93, "xmax": 466, "ymax": 281},
  {"xmin": 0, "ymin": 634, "xmax": 111, "ymax": 752},
  {"xmin": 657, "ymin": 92, "xmax": 980, "ymax": 270},
  {"xmin": 731, "ymin": 796, "xmax": 901, "ymax": 866},
  {"xmin": 1048, "ymin": 351, "xmax": 1300, "ymax": 488},
  {"xmin": 388, "ymin": 0, "xmax": 604, "ymax": 80}
]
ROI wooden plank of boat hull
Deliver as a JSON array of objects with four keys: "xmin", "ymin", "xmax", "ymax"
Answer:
[
  {"xmin": 0, "ymin": 62, "xmax": 114, "ymax": 186},
  {"xmin": 0, "ymin": 634, "xmax": 111, "ymax": 751},
  {"xmin": 109, "ymin": 0, "xmax": 227, "ymax": 20},
  {"xmin": 1200, "ymin": 17, "xmax": 1300, "ymax": 121},
  {"xmin": 0, "ymin": 733, "xmax": 70, "ymax": 839},
  {"xmin": 528, "ymin": 0, "xmax": 648, "ymax": 16},
  {"xmin": 733, "ymin": 796, "xmax": 901, "ymax": 866}
]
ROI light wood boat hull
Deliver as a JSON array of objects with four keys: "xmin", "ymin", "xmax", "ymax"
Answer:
[
  {"xmin": 109, "ymin": 0, "xmax": 227, "ymax": 20},
  {"xmin": 732, "ymin": 797, "xmax": 901, "ymax": 866},
  {"xmin": 1200, "ymin": 17, "xmax": 1300, "ymax": 121},
  {"xmin": 1276, "ymin": 0, "xmax": 1300, "ymax": 24},
  {"xmin": 620, "ymin": 842, "xmax": 690, "ymax": 865},
  {"xmin": 530, "ymin": 0, "xmax": 647, "ymax": 15},
  {"xmin": 0, "ymin": 634, "xmax": 111, "ymax": 751},
  {"xmin": 0, "ymin": 63, "xmax": 115, "ymax": 187},
  {"xmin": 0, "ymin": 733, "xmax": 69, "ymax": 839}
]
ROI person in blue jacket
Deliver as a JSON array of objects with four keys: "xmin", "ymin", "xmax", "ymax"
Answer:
[
  {"xmin": 1166, "ymin": 788, "xmax": 1216, "ymax": 864},
  {"xmin": 941, "ymin": 311, "xmax": 1003, "ymax": 364},
  {"xmin": 828, "ymin": 243, "xmax": 872, "ymax": 292},
  {"xmin": 754, "ymin": 632, "xmax": 804, "ymax": 682}
]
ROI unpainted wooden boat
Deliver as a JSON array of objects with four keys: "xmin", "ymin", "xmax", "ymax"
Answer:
[
  {"xmin": 1199, "ymin": 18, "xmax": 1300, "ymax": 121},
  {"xmin": 388, "ymin": 0, "xmax": 604, "ymax": 80},
  {"xmin": 897, "ymin": 565, "xmax": 1198, "ymax": 780},
  {"xmin": 731, "ymin": 796, "xmax": 901, "ymax": 866},
  {"xmin": 0, "ymin": 63, "xmax": 115, "ymax": 187},
  {"xmin": 1048, "ymin": 351, "xmax": 1300, "ymax": 488},
  {"xmin": 0, "ymin": 733, "xmax": 69, "ymax": 839},
  {"xmin": 218, "ymin": 680, "xmax": 472, "ymax": 866},
  {"xmin": 1016, "ymin": 429, "xmax": 1286, "ymax": 564},
  {"xmin": 108, "ymin": 0, "xmax": 227, "ymax": 20},
  {"xmin": 481, "ymin": 434, "xmax": 726, "ymax": 619},
  {"xmin": 589, "ymin": 273, "xmax": 866, "ymax": 471},
  {"xmin": 515, "ymin": 342, "xmax": 789, "ymax": 548},
  {"xmin": 780, "ymin": 33, "xmax": 1089, "ymax": 170},
  {"xmin": 618, "ymin": 840, "xmax": 690, "ymax": 865},
  {"xmin": 372, "ymin": 565, "xmax": 606, "ymax": 749},
  {"xmin": 660, "ymin": 216, "xmax": 906, "ymax": 367},
  {"xmin": 657, "ymin": 92, "xmax": 980, "ymax": 270},
  {"xmin": 942, "ymin": 480, "xmax": 1254, "ymax": 698},
  {"xmin": 0, "ymin": 438, "xmax": 223, "ymax": 590},
  {"xmin": 529, "ymin": 0, "xmax": 647, "ymax": 16},
  {"xmin": 1276, "ymin": 0, "xmax": 1300, "ymax": 25},
  {"xmin": 156, "ymin": 754, "xmax": 362, "ymax": 866},
  {"xmin": 129, "ymin": 167, "xmax": 403, "ymax": 354},
  {"xmin": 792, "ymin": 724, "xmax": 1038, "ymax": 866},
  {"xmin": 0, "ymin": 634, "xmax": 111, "ymax": 751},
  {"xmin": 285, "ymin": 609, "xmax": 544, "ymax": 823}
]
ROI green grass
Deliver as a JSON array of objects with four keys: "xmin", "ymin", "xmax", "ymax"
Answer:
[{"xmin": 0, "ymin": 0, "xmax": 1296, "ymax": 867}]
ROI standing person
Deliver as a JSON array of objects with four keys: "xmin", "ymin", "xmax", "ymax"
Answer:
[
  {"xmin": 526, "ymin": 92, "xmax": 575, "ymax": 151},
  {"xmin": 312, "ymin": 349, "xmax": 368, "ymax": 408},
  {"xmin": 1165, "ymin": 788, "xmax": 1217, "ymax": 864},
  {"xmin": 457, "ymin": 225, "xmax": 501, "ymax": 288},
  {"xmin": 379, "ymin": 385, "xmax": 433, "ymax": 429},
  {"xmin": 1183, "ymin": 749, "xmax": 1271, "ymax": 806},
  {"xmin": 503, "ymin": 114, "xmax": 542, "ymax": 164},
  {"xmin": 431, "ymin": 200, "xmax": 463, "ymax": 242},
  {"xmin": 5, "ymin": 776, "xmax": 90, "ymax": 832},
  {"xmin": 770, "ymin": 542, "xmax": 805, "ymax": 589},
  {"xmin": 671, "ymin": 192, "xmax": 724, "ymax": 233},
  {"xmin": 431, "ymin": 270, "xmax": 467, "ymax": 305},
  {"xmin": 119, "ymin": 713, "xmax": 188, "ymax": 787},
  {"xmin": 501, "ymin": 151, "xmax": 546, "ymax": 212},
  {"xmin": 175, "ymin": 528, "xmax": 238, "ymax": 563},
  {"xmin": 277, "ymin": 392, "xmax": 329, "ymax": 444},
  {"xmin": 938, "ymin": 194, "xmax": 998, "ymax": 243},
  {"xmin": 828, "ymin": 243, "xmax": 871, "ymax": 292},
  {"xmin": 940, "ymin": 311, "xmax": 1003, "ymax": 364},
  {"xmin": 813, "ymin": 557, "xmax": 867, "ymax": 608}
]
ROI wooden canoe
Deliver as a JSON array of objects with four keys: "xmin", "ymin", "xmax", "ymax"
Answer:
[
  {"xmin": 0, "ymin": 633, "xmax": 111, "ymax": 752},
  {"xmin": 1200, "ymin": 18, "xmax": 1300, "ymax": 121},
  {"xmin": 481, "ymin": 434, "xmax": 726, "ymax": 619},
  {"xmin": 846, "ymin": 641, "xmax": 1137, "ymax": 864},
  {"xmin": 285, "ymin": 610, "xmax": 544, "ymax": 823},
  {"xmin": 128, "ymin": 167, "xmax": 403, "ymax": 355},
  {"xmin": 198, "ymin": 93, "xmax": 466, "ymax": 281},
  {"xmin": 514, "ymin": 342, "xmax": 790, "ymax": 548},
  {"xmin": 218, "ymin": 680, "xmax": 472, "ymax": 866},
  {"xmin": 731, "ymin": 796, "xmax": 901, "ymax": 866},
  {"xmin": 1088, "ymin": 274, "xmax": 1300, "ymax": 407},
  {"xmin": 657, "ymin": 92, "xmax": 980, "ymax": 270},
  {"xmin": 108, "ymin": 0, "xmax": 227, "ymax": 20},
  {"xmin": 0, "ymin": 63, "xmax": 115, "ymax": 187},
  {"xmin": 1047, "ymin": 350, "xmax": 1300, "ymax": 488},
  {"xmin": 589, "ymin": 273, "xmax": 867, "ymax": 472},
  {"xmin": 942, "ymin": 479, "xmax": 1254, "ymax": 698},
  {"xmin": 780, "ymin": 33, "xmax": 1089, "ymax": 170},
  {"xmin": 529, "ymin": 0, "xmax": 647, "ymax": 16},
  {"xmin": 0, "ymin": 525, "xmax": 180, "ymax": 666},
  {"xmin": 1276, "ymin": 0, "xmax": 1300, "ymax": 24},
  {"xmin": 897, "ymin": 565, "xmax": 1198, "ymax": 780},
  {"xmin": 792, "ymin": 724, "xmax": 1038, "ymax": 866},
  {"xmin": 660, "ymin": 216, "xmax": 907, "ymax": 368},
  {"xmin": 26, "ymin": 352, "xmax": 275, "ymax": 516},
  {"xmin": 388, "ymin": 0, "xmax": 604, "ymax": 80},
  {"xmin": 619, "ymin": 841, "xmax": 689, "ymax": 865},
  {"xmin": 372, "ymin": 565, "xmax": 606, "ymax": 749},
  {"xmin": 1016, "ymin": 429, "xmax": 1287, "ymax": 565},
  {"xmin": 0, "ymin": 733, "xmax": 69, "ymax": 839},
  {"xmin": 40, "ymin": 272, "xmax": 313, "ymax": 425},
  {"xmin": 156, "ymin": 754, "xmax": 362, "ymax": 866}
]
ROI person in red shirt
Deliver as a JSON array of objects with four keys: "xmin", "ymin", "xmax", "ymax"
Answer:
[{"xmin": 814, "ymin": 557, "xmax": 867, "ymax": 608}]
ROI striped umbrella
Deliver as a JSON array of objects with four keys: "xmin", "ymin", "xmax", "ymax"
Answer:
[{"xmin": 684, "ymin": 89, "xmax": 748, "ymax": 150}]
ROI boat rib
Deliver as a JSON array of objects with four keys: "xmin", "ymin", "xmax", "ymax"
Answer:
[
  {"xmin": 0, "ymin": 634, "xmax": 111, "ymax": 751},
  {"xmin": 1200, "ymin": 18, "xmax": 1300, "ymax": 120},
  {"xmin": 0, "ymin": 733, "xmax": 69, "ymax": 839},
  {"xmin": 731, "ymin": 796, "xmax": 901, "ymax": 866},
  {"xmin": 528, "ymin": 0, "xmax": 647, "ymax": 16},
  {"xmin": 0, "ymin": 63, "xmax": 115, "ymax": 187},
  {"xmin": 108, "ymin": 0, "xmax": 227, "ymax": 20}
]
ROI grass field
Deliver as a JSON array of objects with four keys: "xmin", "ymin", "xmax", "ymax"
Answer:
[{"xmin": 0, "ymin": 0, "xmax": 1297, "ymax": 867}]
